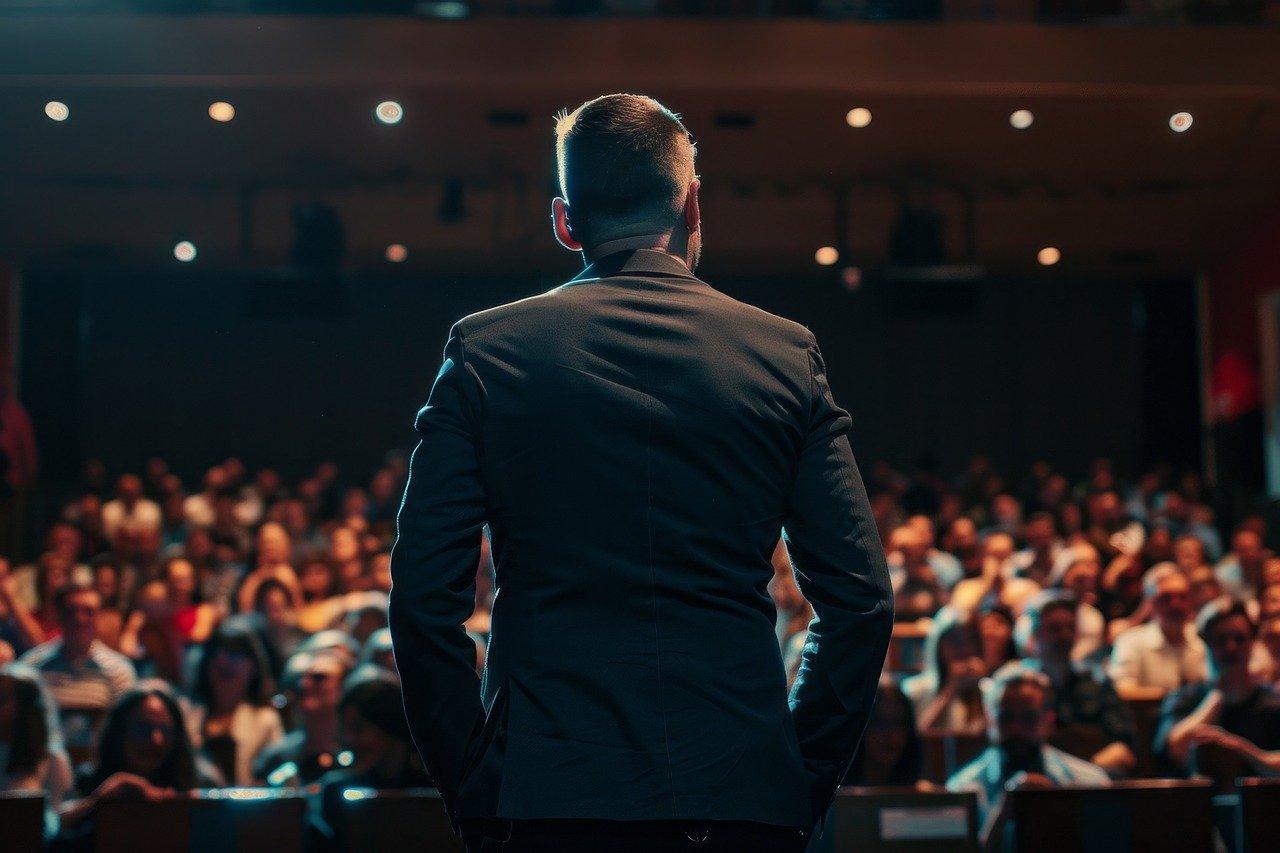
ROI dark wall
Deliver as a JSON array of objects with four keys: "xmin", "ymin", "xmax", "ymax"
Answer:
[{"xmin": 20, "ymin": 262, "xmax": 1199, "ymax": 491}]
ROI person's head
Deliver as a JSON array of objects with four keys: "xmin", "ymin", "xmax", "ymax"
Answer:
[
  {"xmin": 1055, "ymin": 545, "xmax": 1101, "ymax": 604},
  {"xmin": 906, "ymin": 515, "xmax": 937, "ymax": 549},
  {"xmin": 253, "ymin": 578, "xmax": 298, "ymax": 630},
  {"xmin": 91, "ymin": 558, "xmax": 121, "ymax": 609},
  {"xmin": 299, "ymin": 556, "xmax": 339, "ymax": 601},
  {"xmin": 552, "ymin": 94, "xmax": 700, "ymax": 268},
  {"xmin": 1232, "ymin": 528, "xmax": 1266, "ymax": 570},
  {"xmin": 339, "ymin": 665, "xmax": 412, "ymax": 775},
  {"xmin": 1024, "ymin": 512, "xmax": 1057, "ymax": 552},
  {"xmin": 1023, "ymin": 592, "xmax": 1078, "ymax": 662},
  {"xmin": 1196, "ymin": 597, "xmax": 1257, "ymax": 680},
  {"xmin": 161, "ymin": 557, "xmax": 198, "ymax": 604},
  {"xmin": 977, "ymin": 605, "xmax": 1017, "ymax": 671},
  {"xmin": 256, "ymin": 522, "xmax": 292, "ymax": 566},
  {"xmin": 924, "ymin": 608, "xmax": 981, "ymax": 686},
  {"xmin": 116, "ymin": 474, "xmax": 144, "ymax": 504},
  {"xmin": 983, "ymin": 532, "xmax": 1016, "ymax": 566},
  {"xmin": 284, "ymin": 649, "xmax": 350, "ymax": 719},
  {"xmin": 358, "ymin": 628, "xmax": 396, "ymax": 673},
  {"xmin": 1188, "ymin": 565, "xmax": 1222, "ymax": 610},
  {"xmin": 369, "ymin": 551, "xmax": 392, "ymax": 594},
  {"xmin": 327, "ymin": 526, "xmax": 361, "ymax": 564},
  {"xmin": 1173, "ymin": 535, "xmax": 1208, "ymax": 573},
  {"xmin": 1146, "ymin": 562, "xmax": 1193, "ymax": 631},
  {"xmin": 1260, "ymin": 615, "xmax": 1280, "ymax": 667},
  {"xmin": 890, "ymin": 524, "xmax": 930, "ymax": 567},
  {"xmin": 54, "ymin": 581, "xmax": 100, "ymax": 654},
  {"xmin": 95, "ymin": 680, "xmax": 196, "ymax": 789},
  {"xmin": 0, "ymin": 664, "xmax": 59, "ymax": 777},
  {"xmin": 194, "ymin": 622, "xmax": 274, "ymax": 712},
  {"xmin": 202, "ymin": 466, "xmax": 227, "ymax": 496},
  {"xmin": 1260, "ymin": 583, "xmax": 1280, "ymax": 620},
  {"xmin": 47, "ymin": 522, "xmax": 83, "ymax": 561},
  {"xmin": 985, "ymin": 665, "xmax": 1055, "ymax": 762}
]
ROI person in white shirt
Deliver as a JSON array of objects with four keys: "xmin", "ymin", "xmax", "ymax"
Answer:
[
  {"xmin": 1109, "ymin": 563, "xmax": 1208, "ymax": 694},
  {"xmin": 101, "ymin": 474, "xmax": 162, "ymax": 548},
  {"xmin": 0, "ymin": 663, "xmax": 75, "ymax": 837}
]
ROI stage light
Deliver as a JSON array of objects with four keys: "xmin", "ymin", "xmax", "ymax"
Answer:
[
  {"xmin": 1169, "ymin": 111, "xmax": 1193, "ymax": 133},
  {"xmin": 815, "ymin": 246, "xmax": 839, "ymax": 266},
  {"xmin": 1037, "ymin": 246, "xmax": 1061, "ymax": 266},
  {"xmin": 208, "ymin": 101, "xmax": 235, "ymax": 122},
  {"xmin": 342, "ymin": 789, "xmax": 371, "ymax": 802},
  {"xmin": 375, "ymin": 100, "xmax": 404, "ymax": 125},
  {"xmin": 845, "ymin": 108, "xmax": 872, "ymax": 129},
  {"xmin": 384, "ymin": 243, "xmax": 408, "ymax": 263},
  {"xmin": 174, "ymin": 241, "xmax": 198, "ymax": 263},
  {"xmin": 1009, "ymin": 109, "xmax": 1034, "ymax": 130},
  {"xmin": 44, "ymin": 101, "xmax": 69, "ymax": 122}
]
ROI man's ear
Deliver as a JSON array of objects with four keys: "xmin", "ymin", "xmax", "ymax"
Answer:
[
  {"xmin": 552, "ymin": 197, "xmax": 582, "ymax": 252},
  {"xmin": 683, "ymin": 178, "xmax": 701, "ymax": 233}
]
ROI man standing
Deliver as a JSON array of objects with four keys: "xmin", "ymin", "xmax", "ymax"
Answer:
[{"xmin": 388, "ymin": 93, "xmax": 893, "ymax": 852}]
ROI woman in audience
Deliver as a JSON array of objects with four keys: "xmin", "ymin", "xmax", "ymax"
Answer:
[
  {"xmin": 118, "ymin": 581, "xmax": 186, "ymax": 684},
  {"xmin": 841, "ymin": 676, "xmax": 924, "ymax": 787},
  {"xmin": 904, "ymin": 608, "xmax": 991, "ymax": 735},
  {"xmin": 0, "ymin": 664, "xmax": 74, "ymax": 824},
  {"xmin": 186, "ymin": 622, "xmax": 284, "ymax": 786},
  {"xmin": 250, "ymin": 578, "xmax": 307, "ymax": 680},
  {"xmin": 89, "ymin": 558, "xmax": 125, "ymax": 650},
  {"xmin": 158, "ymin": 557, "xmax": 217, "ymax": 645},
  {"xmin": 58, "ymin": 680, "xmax": 220, "ymax": 833}
]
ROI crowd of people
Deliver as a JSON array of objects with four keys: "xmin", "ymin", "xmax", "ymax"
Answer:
[{"xmin": 0, "ymin": 451, "xmax": 1276, "ymax": 848}]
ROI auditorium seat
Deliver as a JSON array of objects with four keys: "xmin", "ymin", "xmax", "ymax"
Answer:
[
  {"xmin": 887, "ymin": 621, "xmax": 930, "ymax": 674},
  {"xmin": 1238, "ymin": 778, "xmax": 1280, "ymax": 853},
  {"xmin": 814, "ymin": 787, "xmax": 979, "ymax": 852},
  {"xmin": 93, "ymin": 789, "xmax": 306, "ymax": 853},
  {"xmin": 1008, "ymin": 779, "xmax": 1215, "ymax": 852},
  {"xmin": 0, "ymin": 792, "xmax": 44, "ymax": 852},
  {"xmin": 327, "ymin": 787, "xmax": 463, "ymax": 852}
]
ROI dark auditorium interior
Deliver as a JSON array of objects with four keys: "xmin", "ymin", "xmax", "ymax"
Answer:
[{"xmin": 1, "ymin": 1, "xmax": 1280, "ymax": 851}]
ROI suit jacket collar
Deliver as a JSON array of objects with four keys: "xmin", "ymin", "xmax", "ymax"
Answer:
[{"xmin": 567, "ymin": 248, "xmax": 701, "ymax": 285}]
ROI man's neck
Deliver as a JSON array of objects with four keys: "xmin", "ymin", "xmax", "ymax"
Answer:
[
  {"xmin": 1040, "ymin": 655, "xmax": 1072, "ymax": 685},
  {"xmin": 583, "ymin": 233, "xmax": 681, "ymax": 265},
  {"xmin": 62, "ymin": 638, "xmax": 93, "ymax": 662},
  {"xmin": 1159, "ymin": 620, "xmax": 1186, "ymax": 645}
]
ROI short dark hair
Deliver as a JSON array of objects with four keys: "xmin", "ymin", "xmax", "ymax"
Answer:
[
  {"xmin": 554, "ymin": 93, "xmax": 697, "ymax": 248},
  {"xmin": 1196, "ymin": 596, "xmax": 1256, "ymax": 642},
  {"xmin": 53, "ymin": 580, "xmax": 97, "ymax": 615}
]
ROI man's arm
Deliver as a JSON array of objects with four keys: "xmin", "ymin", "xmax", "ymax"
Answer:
[
  {"xmin": 388, "ymin": 322, "xmax": 488, "ymax": 822},
  {"xmin": 783, "ymin": 330, "xmax": 894, "ymax": 827}
]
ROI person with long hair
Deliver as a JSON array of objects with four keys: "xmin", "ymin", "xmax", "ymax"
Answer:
[
  {"xmin": 0, "ymin": 663, "xmax": 74, "ymax": 835},
  {"xmin": 186, "ymin": 621, "xmax": 284, "ymax": 786},
  {"xmin": 58, "ymin": 679, "xmax": 220, "ymax": 833},
  {"xmin": 903, "ymin": 607, "xmax": 994, "ymax": 735}
]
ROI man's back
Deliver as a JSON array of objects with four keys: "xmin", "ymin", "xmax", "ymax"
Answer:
[{"xmin": 389, "ymin": 248, "xmax": 892, "ymax": 835}]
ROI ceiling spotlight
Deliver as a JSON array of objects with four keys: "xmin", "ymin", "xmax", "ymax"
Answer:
[
  {"xmin": 1037, "ymin": 246, "xmax": 1061, "ymax": 266},
  {"xmin": 845, "ymin": 108, "xmax": 872, "ymax": 129},
  {"xmin": 44, "ymin": 101, "xmax": 69, "ymax": 122},
  {"xmin": 1169, "ymin": 111, "xmax": 1193, "ymax": 133},
  {"xmin": 1009, "ymin": 109, "xmax": 1034, "ymax": 130},
  {"xmin": 385, "ymin": 243, "xmax": 408, "ymax": 263},
  {"xmin": 375, "ymin": 101, "xmax": 404, "ymax": 125},
  {"xmin": 208, "ymin": 101, "xmax": 235, "ymax": 122},
  {"xmin": 815, "ymin": 246, "xmax": 840, "ymax": 266},
  {"xmin": 174, "ymin": 241, "xmax": 198, "ymax": 263}
]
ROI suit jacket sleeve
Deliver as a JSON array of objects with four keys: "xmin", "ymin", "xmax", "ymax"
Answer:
[
  {"xmin": 783, "ymin": 330, "xmax": 894, "ymax": 826},
  {"xmin": 388, "ymin": 321, "xmax": 488, "ymax": 821}
]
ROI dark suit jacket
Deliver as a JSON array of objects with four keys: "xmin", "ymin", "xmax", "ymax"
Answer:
[{"xmin": 388, "ymin": 248, "xmax": 893, "ymax": 833}]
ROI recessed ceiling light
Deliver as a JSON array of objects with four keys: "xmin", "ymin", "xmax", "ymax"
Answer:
[
  {"xmin": 375, "ymin": 101, "xmax": 404, "ymax": 125},
  {"xmin": 44, "ymin": 101, "xmax": 69, "ymax": 122},
  {"xmin": 1009, "ymin": 109, "xmax": 1034, "ymax": 130},
  {"xmin": 1169, "ymin": 111, "xmax": 1193, "ymax": 133},
  {"xmin": 815, "ymin": 246, "xmax": 840, "ymax": 266},
  {"xmin": 174, "ymin": 241, "xmax": 198, "ymax": 263},
  {"xmin": 208, "ymin": 101, "xmax": 235, "ymax": 122},
  {"xmin": 845, "ymin": 108, "xmax": 872, "ymax": 129},
  {"xmin": 1037, "ymin": 246, "xmax": 1061, "ymax": 266}
]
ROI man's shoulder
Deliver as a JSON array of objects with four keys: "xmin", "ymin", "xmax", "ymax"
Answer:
[
  {"xmin": 17, "ymin": 638, "xmax": 63, "ymax": 668},
  {"xmin": 88, "ymin": 640, "xmax": 134, "ymax": 673},
  {"xmin": 1112, "ymin": 620, "xmax": 1158, "ymax": 649},
  {"xmin": 946, "ymin": 747, "xmax": 997, "ymax": 791},
  {"xmin": 1045, "ymin": 745, "xmax": 1109, "ymax": 786}
]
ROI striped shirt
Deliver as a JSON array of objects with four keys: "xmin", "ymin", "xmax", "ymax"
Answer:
[{"xmin": 18, "ymin": 639, "xmax": 136, "ymax": 751}]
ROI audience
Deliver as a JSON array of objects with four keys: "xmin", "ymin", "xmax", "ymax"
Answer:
[{"xmin": 0, "ymin": 450, "xmax": 1273, "ymax": 847}]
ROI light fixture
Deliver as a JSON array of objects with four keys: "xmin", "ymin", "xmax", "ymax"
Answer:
[
  {"xmin": 385, "ymin": 243, "xmax": 408, "ymax": 263},
  {"xmin": 1009, "ymin": 109, "xmax": 1034, "ymax": 130},
  {"xmin": 208, "ymin": 101, "xmax": 235, "ymax": 122},
  {"xmin": 44, "ymin": 101, "xmax": 69, "ymax": 122},
  {"xmin": 845, "ymin": 108, "xmax": 872, "ymax": 129},
  {"xmin": 1037, "ymin": 246, "xmax": 1061, "ymax": 266},
  {"xmin": 841, "ymin": 266, "xmax": 862, "ymax": 291},
  {"xmin": 815, "ymin": 246, "xmax": 839, "ymax": 266},
  {"xmin": 174, "ymin": 241, "xmax": 198, "ymax": 263},
  {"xmin": 375, "ymin": 101, "xmax": 404, "ymax": 125},
  {"xmin": 1169, "ymin": 111, "xmax": 1193, "ymax": 133}
]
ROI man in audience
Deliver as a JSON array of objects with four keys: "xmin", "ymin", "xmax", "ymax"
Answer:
[
  {"xmin": 101, "ymin": 474, "xmax": 162, "ymax": 549},
  {"xmin": 1018, "ymin": 591, "xmax": 1136, "ymax": 776},
  {"xmin": 1216, "ymin": 527, "xmax": 1270, "ymax": 600},
  {"xmin": 17, "ymin": 580, "xmax": 136, "ymax": 760},
  {"xmin": 1156, "ymin": 597, "xmax": 1280, "ymax": 781},
  {"xmin": 946, "ymin": 666, "xmax": 1109, "ymax": 847},
  {"xmin": 1109, "ymin": 563, "xmax": 1208, "ymax": 695}
]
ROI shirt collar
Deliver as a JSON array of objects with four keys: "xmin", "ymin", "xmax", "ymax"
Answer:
[{"xmin": 568, "ymin": 246, "xmax": 699, "ymax": 285}]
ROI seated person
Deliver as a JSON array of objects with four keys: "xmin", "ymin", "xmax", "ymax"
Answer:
[
  {"xmin": 312, "ymin": 666, "xmax": 432, "ymax": 849},
  {"xmin": 185, "ymin": 622, "xmax": 284, "ymax": 786},
  {"xmin": 0, "ymin": 664, "xmax": 75, "ymax": 837},
  {"xmin": 1017, "ymin": 592, "xmax": 1136, "ymax": 777},
  {"xmin": 840, "ymin": 675, "xmax": 924, "ymax": 788},
  {"xmin": 58, "ymin": 680, "xmax": 221, "ymax": 836},
  {"xmin": 1108, "ymin": 564, "xmax": 1208, "ymax": 696},
  {"xmin": 887, "ymin": 524, "xmax": 949, "ymax": 621},
  {"xmin": 946, "ymin": 666, "xmax": 1109, "ymax": 849},
  {"xmin": 17, "ymin": 582, "xmax": 136, "ymax": 764},
  {"xmin": 1156, "ymin": 597, "xmax": 1280, "ymax": 784},
  {"xmin": 903, "ymin": 607, "xmax": 993, "ymax": 735},
  {"xmin": 949, "ymin": 535, "xmax": 1041, "ymax": 617},
  {"xmin": 254, "ymin": 648, "xmax": 351, "ymax": 786}
]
